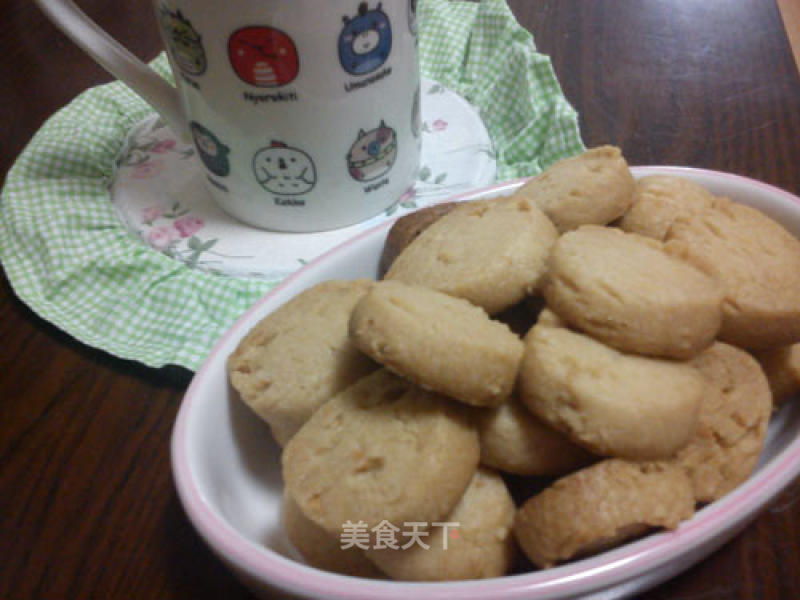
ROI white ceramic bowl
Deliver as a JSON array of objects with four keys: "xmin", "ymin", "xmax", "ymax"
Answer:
[{"xmin": 172, "ymin": 167, "xmax": 800, "ymax": 600}]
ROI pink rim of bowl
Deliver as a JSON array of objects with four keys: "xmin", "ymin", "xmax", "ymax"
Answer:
[{"xmin": 172, "ymin": 166, "xmax": 800, "ymax": 600}]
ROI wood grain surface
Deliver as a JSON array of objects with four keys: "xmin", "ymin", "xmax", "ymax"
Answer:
[{"xmin": 2, "ymin": 1, "xmax": 800, "ymax": 599}]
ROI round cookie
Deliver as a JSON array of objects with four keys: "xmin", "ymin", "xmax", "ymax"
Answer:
[
  {"xmin": 365, "ymin": 468, "xmax": 516, "ymax": 581},
  {"xmin": 282, "ymin": 369, "xmax": 480, "ymax": 535},
  {"xmin": 543, "ymin": 225, "xmax": 724, "ymax": 359},
  {"xmin": 673, "ymin": 342, "xmax": 773, "ymax": 503},
  {"xmin": 618, "ymin": 174, "xmax": 716, "ymax": 240},
  {"xmin": 476, "ymin": 395, "xmax": 595, "ymax": 476},
  {"xmin": 513, "ymin": 459, "xmax": 695, "ymax": 568},
  {"xmin": 350, "ymin": 280, "xmax": 524, "ymax": 407},
  {"xmin": 754, "ymin": 343, "xmax": 800, "ymax": 407},
  {"xmin": 282, "ymin": 490, "xmax": 384, "ymax": 578},
  {"xmin": 227, "ymin": 279, "xmax": 377, "ymax": 446},
  {"xmin": 379, "ymin": 201, "xmax": 460, "ymax": 276},
  {"xmin": 512, "ymin": 145, "xmax": 636, "ymax": 232},
  {"xmin": 384, "ymin": 194, "xmax": 558, "ymax": 315},
  {"xmin": 519, "ymin": 325, "xmax": 704, "ymax": 460},
  {"xmin": 664, "ymin": 195, "xmax": 800, "ymax": 349}
]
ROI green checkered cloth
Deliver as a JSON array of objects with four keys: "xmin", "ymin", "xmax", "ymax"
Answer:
[
  {"xmin": 0, "ymin": 0, "xmax": 583, "ymax": 371},
  {"xmin": 419, "ymin": 0, "xmax": 583, "ymax": 179}
]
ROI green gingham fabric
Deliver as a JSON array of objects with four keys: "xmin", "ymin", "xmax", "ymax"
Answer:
[
  {"xmin": 419, "ymin": 0, "xmax": 584, "ymax": 179},
  {"xmin": 0, "ymin": 0, "xmax": 583, "ymax": 370}
]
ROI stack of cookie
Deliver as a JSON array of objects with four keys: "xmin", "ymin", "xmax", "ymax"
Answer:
[{"xmin": 227, "ymin": 146, "xmax": 800, "ymax": 579}]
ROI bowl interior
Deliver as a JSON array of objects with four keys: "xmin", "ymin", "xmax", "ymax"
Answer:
[{"xmin": 173, "ymin": 168, "xmax": 800, "ymax": 600}]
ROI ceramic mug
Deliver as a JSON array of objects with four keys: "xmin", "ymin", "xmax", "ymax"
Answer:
[{"xmin": 35, "ymin": 0, "xmax": 422, "ymax": 232}]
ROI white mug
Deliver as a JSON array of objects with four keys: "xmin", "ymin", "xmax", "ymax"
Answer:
[{"xmin": 35, "ymin": 0, "xmax": 422, "ymax": 232}]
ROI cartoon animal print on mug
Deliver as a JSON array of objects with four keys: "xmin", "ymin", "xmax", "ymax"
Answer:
[
  {"xmin": 339, "ymin": 2, "xmax": 392, "ymax": 76},
  {"xmin": 347, "ymin": 121, "xmax": 398, "ymax": 181},
  {"xmin": 190, "ymin": 122, "xmax": 230, "ymax": 177},
  {"xmin": 160, "ymin": 6, "xmax": 207, "ymax": 76},
  {"xmin": 229, "ymin": 27, "xmax": 300, "ymax": 87},
  {"xmin": 253, "ymin": 142, "xmax": 317, "ymax": 195}
]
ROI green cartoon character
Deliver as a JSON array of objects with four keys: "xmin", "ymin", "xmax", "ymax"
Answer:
[
  {"xmin": 191, "ymin": 122, "xmax": 230, "ymax": 177},
  {"xmin": 160, "ymin": 6, "xmax": 207, "ymax": 76}
]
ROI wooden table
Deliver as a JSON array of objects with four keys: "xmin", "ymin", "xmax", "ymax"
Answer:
[{"xmin": 2, "ymin": 1, "xmax": 799, "ymax": 598}]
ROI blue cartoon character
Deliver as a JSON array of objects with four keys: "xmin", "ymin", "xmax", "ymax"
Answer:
[
  {"xmin": 160, "ymin": 7, "xmax": 207, "ymax": 76},
  {"xmin": 347, "ymin": 121, "xmax": 397, "ymax": 181},
  {"xmin": 338, "ymin": 2, "xmax": 392, "ymax": 76},
  {"xmin": 253, "ymin": 141, "xmax": 317, "ymax": 195},
  {"xmin": 190, "ymin": 122, "xmax": 230, "ymax": 177}
]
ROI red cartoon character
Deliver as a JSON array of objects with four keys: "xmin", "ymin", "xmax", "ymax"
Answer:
[{"xmin": 228, "ymin": 26, "xmax": 299, "ymax": 87}]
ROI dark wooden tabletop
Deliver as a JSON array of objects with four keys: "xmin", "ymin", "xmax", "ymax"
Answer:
[{"xmin": 2, "ymin": 1, "xmax": 800, "ymax": 598}]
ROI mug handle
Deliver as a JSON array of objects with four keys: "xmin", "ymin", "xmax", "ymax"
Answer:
[{"xmin": 34, "ymin": 0, "xmax": 188, "ymax": 139}]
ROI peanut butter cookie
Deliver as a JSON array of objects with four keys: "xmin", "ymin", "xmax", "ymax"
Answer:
[
  {"xmin": 514, "ymin": 459, "xmax": 694, "ymax": 568},
  {"xmin": 674, "ymin": 342, "xmax": 773, "ymax": 502},
  {"xmin": 476, "ymin": 395, "xmax": 595, "ymax": 476},
  {"xmin": 282, "ymin": 369, "xmax": 480, "ymax": 536},
  {"xmin": 350, "ymin": 280, "xmax": 524, "ymax": 407},
  {"xmin": 544, "ymin": 225, "xmax": 723, "ymax": 359},
  {"xmin": 227, "ymin": 279, "xmax": 377, "ymax": 446},
  {"xmin": 619, "ymin": 174, "xmax": 716, "ymax": 240},
  {"xmin": 519, "ymin": 325, "xmax": 703, "ymax": 459},
  {"xmin": 384, "ymin": 195, "xmax": 558, "ymax": 314},
  {"xmin": 513, "ymin": 145, "xmax": 636, "ymax": 232},
  {"xmin": 379, "ymin": 201, "xmax": 460, "ymax": 275},
  {"xmin": 664, "ymin": 196, "xmax": 800, "ymax": 349},
  {"xmin": 365, "ymin": 468, "xmax": 516, "ymax": 581},
  {"xmin": 283, "ymin": 489, "xmax": 384, "ymax": 578}
]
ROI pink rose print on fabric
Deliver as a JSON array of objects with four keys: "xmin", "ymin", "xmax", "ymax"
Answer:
[
  {"xmin": 141, "ymin": 205, "xmax": 163, "ymax": 225},
  {"xmin": 432, "ymin": 119, "xmax": 448, "ymax": 132},
  {"xmin": 150, "ymin": 139, "xmax": 177, "ymax": 153},
  {"xmin": 132, "ymin": 159, "xmax": 165, "ymax": 179},
  {"xmin": 174, "ymin": 216, "xmax": 205, "ymax": 238},
  {"xmin": 146, "ymin": 225, "xmax": 179, "ymax": 250}
]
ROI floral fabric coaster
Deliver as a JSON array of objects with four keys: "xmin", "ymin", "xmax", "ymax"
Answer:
[{"xmin": 111, "ymin": 78, "xmax": 496, "ymax": 281}]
